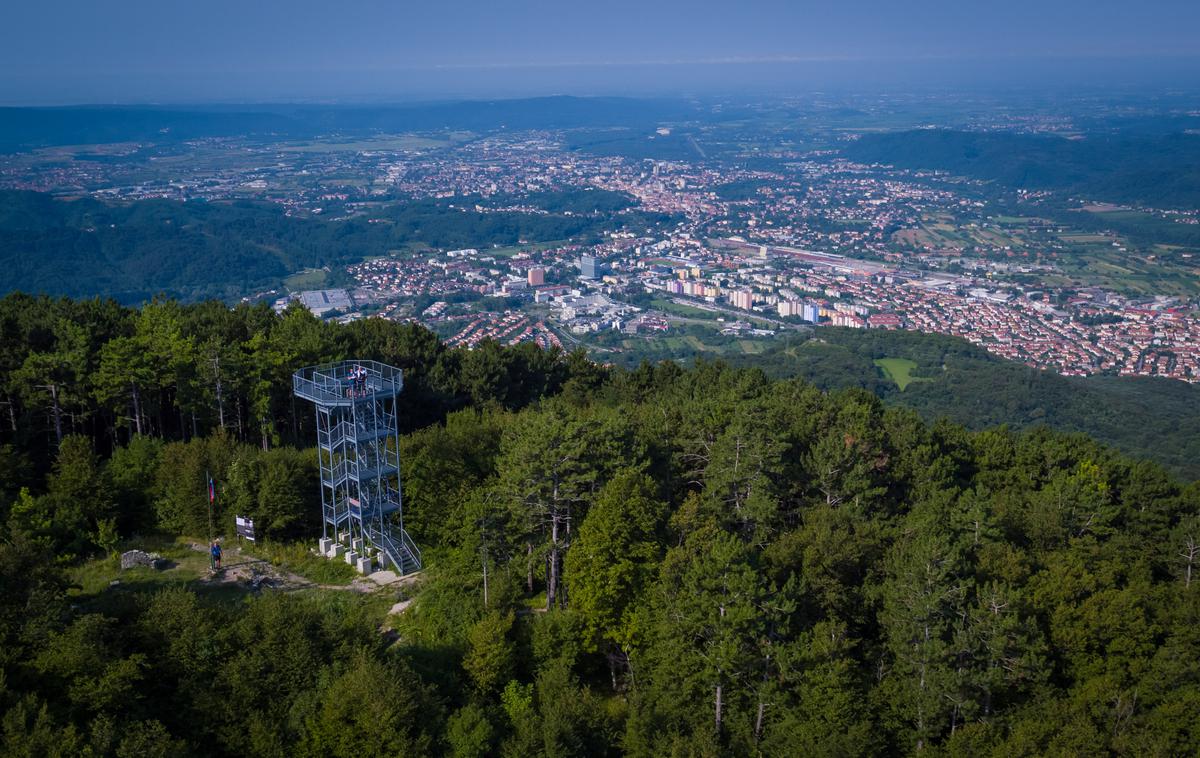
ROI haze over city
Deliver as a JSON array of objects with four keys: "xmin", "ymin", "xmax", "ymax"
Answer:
[{"xmin": 4, "ymin": 0, "xmax": 1200, "ymax": 102}]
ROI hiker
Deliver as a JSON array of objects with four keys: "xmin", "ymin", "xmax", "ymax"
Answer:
[{"xmin": 210, "ymin": 540, "xmax": 222, "ymax": 571}]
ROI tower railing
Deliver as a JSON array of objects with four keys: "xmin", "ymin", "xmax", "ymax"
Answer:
[{"xmin": 293, "ymin": 360, "xmax": 404, "ymax": 406}]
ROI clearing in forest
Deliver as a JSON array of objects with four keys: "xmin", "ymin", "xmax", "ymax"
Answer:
[{"xmin": 874, "ymin": 357, "xmax": 932, "ymax": 391}]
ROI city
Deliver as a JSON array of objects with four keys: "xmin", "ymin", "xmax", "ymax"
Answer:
[{"xmin": 59, "ymin": 116, "xmax": 1183, "ymax": 382}]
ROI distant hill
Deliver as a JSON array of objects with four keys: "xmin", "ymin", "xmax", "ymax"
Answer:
[
  {"xmin": 842, "ymin": 129, "xmax": 1200, "ymax": 209},
  {"xmin": 0, "ymin": 96, "xmax": 698, "ymax": 152},
  {"xmin": 735, "ymin": 328, "xmax": 1200, "ymax": 480},
  {"xmin": 0, "ymin": 190, "xmax": 644, "ymax": 303}
]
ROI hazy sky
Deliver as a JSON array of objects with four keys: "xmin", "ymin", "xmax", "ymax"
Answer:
[{"xmin": 3, "ymin": 0, "xmax": 1199, "ymax": 103}]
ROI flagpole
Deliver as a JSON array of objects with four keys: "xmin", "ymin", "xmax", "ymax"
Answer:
[{"xmin": 206, "ymin": 470, "xmax": 214, "ymax": 545}]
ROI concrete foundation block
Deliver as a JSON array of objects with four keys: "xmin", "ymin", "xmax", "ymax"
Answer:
[
  {"xmin": 318, "ymin": 538, "xmax": 333, "ymax": 555},
  {"xmin": 351, "ymin": 538, "xmax": 364, "ymax": 553},
  {"xmin": 355, "ymin": 556, "xmax": 373, "ymax": 574},
  {"xmin": 338, "ymin": 531, "xmax": 350, "ymax": 544},
  {"xmin": 328, "ymin": 544, "xmax": 345, "ymax": 560},
  {"xmin": 344, "ymin": 550, "xmax": 358, "ymax": 565}
]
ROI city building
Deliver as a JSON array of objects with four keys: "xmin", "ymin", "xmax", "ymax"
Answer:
[
  {"xmin": 731, "ymin": 290, "xmax": 754, "ymax": 310},
  {"xmin": 278, "ymin": 289, "xmax": 352, "ymax": 317}
]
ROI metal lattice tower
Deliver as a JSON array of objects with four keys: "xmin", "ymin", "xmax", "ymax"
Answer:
[{"xmin": 293, "ymin": 360, "xmax": 422, "ymax": 575}]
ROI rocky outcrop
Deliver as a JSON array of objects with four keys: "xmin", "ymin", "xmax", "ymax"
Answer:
[{"xmin": 120, "ymin": 549, "xmax": 165, "ymax": 570}]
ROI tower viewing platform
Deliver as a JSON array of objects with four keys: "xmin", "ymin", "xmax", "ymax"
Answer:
[
  {"xmin": 293, "ymin": 360, "xmax": 421, "ymax": 576},
  {"xmin": 293, "ymin": 360, "xmax": 404, "ymax": 406}
]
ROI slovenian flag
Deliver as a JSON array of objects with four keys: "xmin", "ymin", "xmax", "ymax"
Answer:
[{"xmin": 208, "ymin": 473, "xmax": 216, "ymax": 503}]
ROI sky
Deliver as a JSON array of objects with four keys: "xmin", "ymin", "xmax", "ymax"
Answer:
[{"xmin": 2, "ymin": 0, "xmax": 1199, "ymax": 104}]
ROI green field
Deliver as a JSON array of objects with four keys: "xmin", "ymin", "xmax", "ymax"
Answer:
[
  {"xmin": 277, "ymin": 134, "xmax": 458, "ymax": 153},
  {"xmin": 874, "ymin": 357, "xmax": 932, "ymax": 391},
  {"xmin": 487, "ymin": 240, "xmax": 569, "ymax": 258},
  {"xmin": 738, "ymin": 339, "xmax": 767, "ymax": 354},
  {"xmin": 649, "ymin": 298, "xmax": 721, "ymax": 320},
  {"xmin": 284, "ymin": 268, "xmax": 328, "ymax": 291}
]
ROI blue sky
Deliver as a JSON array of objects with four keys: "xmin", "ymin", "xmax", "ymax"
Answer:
[{"xmin": 2, "ymin": 0, "xmax": 1198, "ymax": 103}]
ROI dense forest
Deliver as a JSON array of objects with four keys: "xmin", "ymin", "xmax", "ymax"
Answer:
[
  {"xmin": 736, "ymin": 329, "xmax": 1200, "ymax": 481},
  {"xmin": 0, "ymin": 191, "xmax": 661, "ymax": 303},
  {"xmin": 602, "ymin": 324, "xmax": 1200, "ymax": 480},
  {"xmin": 843, "ymin": 129, "xmax": 1200, "ymax": 209},
  {"xmin": 2, "ymin": 294, "xmax": 1199, "ymax": 756}
]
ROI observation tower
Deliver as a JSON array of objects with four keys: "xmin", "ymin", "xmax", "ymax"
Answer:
[{"xmin": 293, "ymin": 360, "xmax": 422, "ymax": 575}]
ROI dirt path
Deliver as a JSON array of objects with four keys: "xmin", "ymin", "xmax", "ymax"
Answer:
[{"xmin": 188, "ymin": 542, "xmax": 419, "ymax": 595}]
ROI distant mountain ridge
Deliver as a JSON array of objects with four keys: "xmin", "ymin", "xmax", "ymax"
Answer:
[
  {"xmin": 0, "ymin": 96, "xmax": 698, "ymax": 152},
  {"xmin": 843, "ymin": 128, "xmax": 1200, "ymax": 209}
]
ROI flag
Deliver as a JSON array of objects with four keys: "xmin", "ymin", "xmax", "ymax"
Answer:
[{"xmin": 208, "ymin": 473, "xmax": 215, "ymax": 503}]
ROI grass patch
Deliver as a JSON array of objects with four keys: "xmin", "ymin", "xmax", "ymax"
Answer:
[
  {"xmin": 488, "ymin": 240, "xmax": 568, "ymax": 258},
  {"xmin": 524, "ymin": 591, "xmax": 548, "ymax": 610},
  {"xmin": 738, "ymin": 340, "xmax": 766, "ymax": 354},
  {"xmin": 284, "ymin": 268, "xmax": 328, "ymax": 291},
  {"xmin": 650, "ymin": 298, "xmax": 720, "ymax": 320},
  {"xmin": 67, "ymin": 534, "xmax": 248, "ymax": 607},
  {"xmin": 684, "ymin": 335, "xmax": 720, "ymax": 352},
  {"xmin": 68, "ymin": 534, "xmax": 355, "ymax": 609},
  {"xmin": 251, "ymin": 541, "xmax": 357, "ymax": 585},
  {"xmin": 875, "ymin": 357, "xmax": 934, "ymax": 391}
]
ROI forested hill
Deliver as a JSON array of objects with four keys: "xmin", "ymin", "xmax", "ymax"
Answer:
[
  {"xmin": 737, "ymin": 328, "xmax": 1200, "ymax": 481},
  {"xmin": 842, "ymin": 129, "xmax": 1200, "ymax": 209},
  {"xmin": 0, "ymin": 97, "xmax": 699, "ymax": 152},
  {"xmin": 0, "ymin": 190, "xmax": 641, "ymax": 302},
  {"xmin": 2, "ymin": 293, "xmax": 1200, "ymax": 755}
]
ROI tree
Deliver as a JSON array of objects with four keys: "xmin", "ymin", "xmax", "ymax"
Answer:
[
  {"xmin": 803, "ymin": 392, "xmax": 891, "ymax": 513},
  {"xmin": 497, "ymin": 402, "xmax": 637, "ymax": 609},
  {"xmin": 253, "ymin": 447, "xmax": 314, "ymax": 539},
  {"xmin": 463, "ymin": 610, "xmax": 516, "ymax": 696},
  {"xmin": 0, "ymin": 444, "xmax": 31, "ymax": 519},
  {"xmin": 564, "ymin": 468, "xmax": 665, "ymax": 687},
  {"xmin": 300, "ymin": 655, "xmax": 437, "ymax": 757},
  {"xmin": 37, "ymin": 435, "xmax": 116, "ymax": 556},
  {"xmin": 1174, "ymin": 515, "xmax": 1200, "ymax": 589},
  {"xmin": 447, "ymin": 703, "xmax": 497, "ymax": 758},
  {"xmin": 879, "ymin": 525, "xmax": 965, "ymax": 751},
  {"xmin": 762, "ymin": 621, "xmax": 875, "ymax": 756},
  {"xmin": 95, "ymin": 335, "xmax": 155, "ymax": 438},
  {"xmin": 637, "ymin": 525, "xmax": 774, "ymax": 750},
  {"xmin": 153, "ymin": 433, "xmax": 240, "ymax": 537},
  {"xmin": 106, "ymin": 435, "xmax": 163, "ymax": 533},
  {"xmin": 701, "ymin": 406, "xmax": 786, "ymax": 543},
  {"xmin": 534, "ymin": 659, "xmax": 615, "ymax": 758}
]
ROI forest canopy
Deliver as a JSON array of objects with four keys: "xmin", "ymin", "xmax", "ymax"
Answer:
[
  {"xmin": 0, "ymin": 190, "xmax": 659, "ymax": 303},
  {"xmin": 1, "ymin": 293, "xmax": 1199, "ymax": 756}
]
